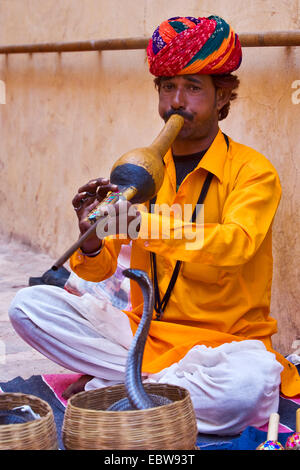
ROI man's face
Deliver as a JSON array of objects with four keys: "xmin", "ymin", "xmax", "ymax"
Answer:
[{"xmin": 158, "ymin": 74, "xmax": 219, "ymax": 141}]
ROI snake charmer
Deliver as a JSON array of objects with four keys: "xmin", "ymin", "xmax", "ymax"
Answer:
[{"xmin": 9, "ymin": 15, "xmax": 300, "ymax": 435}]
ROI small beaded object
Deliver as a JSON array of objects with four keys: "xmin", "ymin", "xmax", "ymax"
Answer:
[
  {"xmin": 256, "ymin": 440, "xmax": 284, "ymax": 450},
  {"xmin": 285, "ymin": 409, "xmax": 300, "ymax": 450},
  {"xmin": 285, "ymin": 433, "xmax": 300, "ymax": 450},
  {"xmin": 256, "ymin": 413, "xmax": 284, "ymax": 451}
]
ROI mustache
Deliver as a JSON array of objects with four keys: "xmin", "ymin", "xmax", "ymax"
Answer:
[{"xmin": 163, "ymin": 109, "xmax": 194, "ymax": 122}]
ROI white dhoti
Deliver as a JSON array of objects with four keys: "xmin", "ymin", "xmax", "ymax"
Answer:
[{"xmin": 9, "ymin": 285, "xmax": 283, "ymax": 435}]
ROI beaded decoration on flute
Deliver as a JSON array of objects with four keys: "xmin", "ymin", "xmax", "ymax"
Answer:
[{"xmin": 88, "ymin": 192, "xmax": 124, "ymax": 224}]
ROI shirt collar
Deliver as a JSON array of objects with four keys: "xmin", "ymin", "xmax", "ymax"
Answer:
[{"xmin": 163, "ymin": 128, "xmax": 229, "ymax": 184}]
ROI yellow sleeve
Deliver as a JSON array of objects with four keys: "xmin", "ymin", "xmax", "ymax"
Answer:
[
  {"xmin": 136, "ymin": 161, "xmax": 281, "ymax": 267},
  {"xmin": 69, "ymin": 236, "xmax": 130, "ymax": 282}
]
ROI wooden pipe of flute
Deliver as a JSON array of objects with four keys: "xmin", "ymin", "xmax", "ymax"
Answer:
[{"xmin": 51, "ymin": 114, "xmax": 184, "ymax": 270}]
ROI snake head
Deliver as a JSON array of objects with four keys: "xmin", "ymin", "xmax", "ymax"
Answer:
[{"xmin": 122, "ymin": 268, "xmax": 153, "ymax": 291}]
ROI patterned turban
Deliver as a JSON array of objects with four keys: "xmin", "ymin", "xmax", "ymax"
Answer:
[{"xmin": 147, "ymin": 15, "xmax": 242, "ymax": 77}]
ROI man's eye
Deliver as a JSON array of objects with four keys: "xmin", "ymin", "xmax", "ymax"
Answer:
[
  {"xmin": 189, "ymin": 85, "xmax": 201, "ymax": 92},
  {"xmin": 161, "ymin": 83, "xmax": 174, "ymax": 90}
]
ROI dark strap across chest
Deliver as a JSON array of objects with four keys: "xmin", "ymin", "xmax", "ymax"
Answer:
[
  {"xmin": 149, "ymin": 133, "xmax": 229, "ymax": 320},
  {"xmin": 150, "ymin": 171, "xmax": 213, "ymax": 320}
]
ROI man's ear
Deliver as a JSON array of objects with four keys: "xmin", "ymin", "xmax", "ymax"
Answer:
[{"xmin": 216, "ymin": 87, "xmax": 232, "ymax": 112}]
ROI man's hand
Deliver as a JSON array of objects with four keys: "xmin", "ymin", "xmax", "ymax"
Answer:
[
  {"xmin": 72, "ymin": 177, "xmax": 119, "ymax": 254},
  {"xmin": 72, "ymin": 178, "xmax": 141, "ymax": 254}
]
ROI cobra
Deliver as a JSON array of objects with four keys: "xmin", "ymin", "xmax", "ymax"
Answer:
[{"xmin": 108, "ymin": 268, "xmax": 172, "ymax": 411}]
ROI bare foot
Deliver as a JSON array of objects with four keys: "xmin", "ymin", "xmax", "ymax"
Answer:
[{"xmin": 62, "ymin": 374, "xmax": 93, "ymax": 399}]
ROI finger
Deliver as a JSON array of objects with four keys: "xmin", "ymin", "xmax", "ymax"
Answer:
[
  {"xmin": 72, "ymin": 191, "xmax": 95, "ymax": 209},
  {"xmin": 96, "ymin": 183, "xmax": 119, "ymax": 201},
  {"xmin": 81, "ymin": 199, "xmax": 100, "ymax": 216},
  {"xmin": 78, "ymin": 200, "xmax": 100, "ymax": 230},
  {"xmin": 77, "ymin": 178, "xmax": 109, "ymax": 194}
]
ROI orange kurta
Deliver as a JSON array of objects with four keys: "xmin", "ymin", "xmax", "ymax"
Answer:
[{"xmin": 70, "ymin": 129, "xmax": 300, "ymax": 397}]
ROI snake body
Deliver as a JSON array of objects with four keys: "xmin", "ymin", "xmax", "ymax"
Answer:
[{"xmin": 108, "ymin": 269, "xmax": 172, "ymax": 411}]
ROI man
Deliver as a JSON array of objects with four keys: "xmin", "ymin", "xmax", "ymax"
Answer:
[{"xmin": 9, "ymin": 15, "xmax": 300, "ymax": 435}]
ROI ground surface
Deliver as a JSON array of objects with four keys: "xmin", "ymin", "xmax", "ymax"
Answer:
[{"xmin": 0, "ymin": 236, "xmax": 70, "ymax": 381}]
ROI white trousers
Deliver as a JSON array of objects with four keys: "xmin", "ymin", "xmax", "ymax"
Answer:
[{"xmin": 9, "ymin": 285, "xmax": 283, "ymax": 435}]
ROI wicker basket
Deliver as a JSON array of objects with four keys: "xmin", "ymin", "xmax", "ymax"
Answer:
[
  {"xmin": 0, "ymin": 393, "xmax": 58, "ymax": 450},
  {"xmin": 62, "ymin": 383, "xmax": 197, "ymax": 450}
]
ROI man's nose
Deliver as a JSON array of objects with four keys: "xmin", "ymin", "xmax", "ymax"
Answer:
[{"xmin": 171, "ymin": 88, "xmax": 186, "ymax": 109}]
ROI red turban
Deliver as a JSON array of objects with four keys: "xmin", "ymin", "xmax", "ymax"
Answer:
[{"xmin": 147, "ymin": 15, "xmax": 242, "ymax": 77}]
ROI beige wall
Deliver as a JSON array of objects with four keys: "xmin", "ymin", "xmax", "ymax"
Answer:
[{"xmin": 0, "ymin": 0, "xmax": 299, "ymax": 355}]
